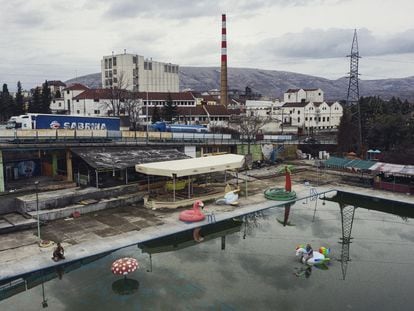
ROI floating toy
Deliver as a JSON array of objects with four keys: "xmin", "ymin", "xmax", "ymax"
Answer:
[
  {"xmin": 216, "ymin": 189, "xmax": 240, "ymax": 205},
  {"xmin": 264, "ymin": 165, "xmax": 297, "ymax": 201},
  {"xmin": 179, "ymin": 200, "xmax": 205, "ymax": 222},
  {"xmin": 295, "ymin": 244, "xmax": 330, "ymax": 265}
]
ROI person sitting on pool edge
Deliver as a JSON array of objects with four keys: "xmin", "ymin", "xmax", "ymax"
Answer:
[
  {"xmin": 52, "ymin": 242, "xmax": 65, "ymax": 262},
  {"xmin": 303, "ymin": 244, "xmax": 313, "ymax": 264}
]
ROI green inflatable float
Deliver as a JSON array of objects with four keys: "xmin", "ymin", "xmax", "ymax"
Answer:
[{"xmin": 264, "ymin": 165, "xmax": 297, "ymax": 201}]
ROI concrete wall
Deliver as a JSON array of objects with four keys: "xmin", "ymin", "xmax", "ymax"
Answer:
[
  {"xmin": 29, "ymin": 193, "xmax": 144, "ymax": 221},
  {"xmin": 17, "ymin": 184, "xmax": 140, "ymax": 213}
]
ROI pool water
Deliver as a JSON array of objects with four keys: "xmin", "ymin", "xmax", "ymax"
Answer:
[{"xmin": 1, "ymin": 192, "xmax": 413, "ymax": 311}]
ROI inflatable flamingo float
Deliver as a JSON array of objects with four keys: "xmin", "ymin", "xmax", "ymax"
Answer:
[{"xmin": 179, "ymin": 200, "xmax": 205, "ymax": 222}]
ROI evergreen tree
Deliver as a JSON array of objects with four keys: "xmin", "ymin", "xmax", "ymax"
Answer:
[
  {"xmin": 151, "ymin": 105, "xmax": 161, "ymax": 123},
  {"xmin": 0, "ymin": 83, "xmax": 14, "ymax": 121},
  {"xmin": 162, "ymin": 93, "xmax": 177, "ymax": 122},
  {"xmin": 14, "ymin": 81, "xmax": 25, "ymax": 115},
  {"xmin": 28, "ymin": 88, "xmax": 42, "ymax": 113},
  {"xmin": 337, "ymin": 108, "xmax": 357, "ymax": 153},
  {"xmin": 41, "ymin": 80, "xmax": 51, "ymax": 113}
]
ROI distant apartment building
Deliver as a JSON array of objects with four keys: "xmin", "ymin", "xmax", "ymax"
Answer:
[
  {"xmin": 101, "ymin": 53, "xmax": 179, "ymax": 92},
  {"xmin": 45, "ymin": 80, "xmax": 66, "ymax": 97},
  {"xmin": 50, "ymin": 83, "xmax": 89, "ymax": 114},
  {"xmin": 284, "ymin": 88, "xmax": 324, "ymax": 103}
]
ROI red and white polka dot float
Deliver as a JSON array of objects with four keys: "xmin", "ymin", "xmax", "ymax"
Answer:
[{"xmin": 111, "ymin": 257, "xmax": 139, "ymax": 276}]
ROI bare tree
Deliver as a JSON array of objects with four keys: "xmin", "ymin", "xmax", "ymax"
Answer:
[
  {"xmin": 229, "ymin": 111, "xmax": 271, "ymax": 154},
  {"xmin": 123, "ymin": 92, "xmax": 143, "ymax": 130},
  {"xmin": 101, "ymin": 72, "xmax": 130, "ymax": 116}
]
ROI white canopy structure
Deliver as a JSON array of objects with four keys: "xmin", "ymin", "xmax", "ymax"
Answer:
[
  {"xmin": 369, "ymin": 162, "xmax": 414, "ymax": 177},
  {"xmin": 135, "ymin": 154, "xmax": 245, "ymax": 203},
  {"xmin": 135, "ymin": 154, "xmax": 245, "ymax": 177}
]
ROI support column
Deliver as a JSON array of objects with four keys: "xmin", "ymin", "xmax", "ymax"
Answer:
[
  {"xmin": 52, "ymin": 152, "xmax": 58, "ymax": 177},
  {"xmin": 0, "ymin": 150, "xmax": 5, "ymax": 193},
  {"xmin": 66, "ymin": 149, "xmax": 73, "ymax": 182}
]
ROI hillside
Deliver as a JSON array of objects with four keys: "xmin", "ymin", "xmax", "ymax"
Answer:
[{"xmin": 65, "ymin": 67, "xmax": 414, "ymax": 101}]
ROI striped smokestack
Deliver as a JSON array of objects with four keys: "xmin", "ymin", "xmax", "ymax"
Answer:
[{"xmin": 220, "ymin": 14, "xmax": 228, "ymax": 106}]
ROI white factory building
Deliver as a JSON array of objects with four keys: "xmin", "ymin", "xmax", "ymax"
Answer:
[
  {"xmin": 101, "ymin": 53, "xmax": 179, "ymax": 93},
  {"xmin": 245, "ymin": 88, "xmax": 343, "ymax": 133}
]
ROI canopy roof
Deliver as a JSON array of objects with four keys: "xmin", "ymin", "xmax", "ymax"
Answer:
[
  {"xmin": 324, "ymin": 156, "xmax": 376, "ymax": 170},
  {"xmin": 73, "ymin": 147, "xmax": 189, "ymax": 171},
  {"xmin": 370, "ymin": 162, "xmax": 414, "ymax": 177},
  {"xmin": 135, "ymin": 154, "xmax": 245, "ymax": 177},
  {"xmin": 324, "ymin": 157, "xmax": 414, "ymax": 177}
]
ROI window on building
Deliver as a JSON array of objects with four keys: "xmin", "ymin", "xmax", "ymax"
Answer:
[
  {"xmin": 105, "ymin": 59, "xmax": 108, "ymax": 69},
  {"xmin": 305, "ymin": 117, "xmax": 308, "ymax": 121},
  {"xmin": 327, "ymin": 117, "xmax": 330, "ymax": 122},
  {"xmin": 94, "ymin": 98, "xmax": 99, "ymax": 102},
  {"xmin": 113, "ymin": 69, "xmax": 117, "ymax": 75},
  {"xmin": 113, "ymin": 57, "xmax": 116, "ymax": 66},
  {"xmin": 298, "ymin": 110, "xmax": 300, "ymax": 114},
  {"xmin": 144, "ymin": 61, "xmax": 152, "ymax": 70},
  {"xmin": 322, "ymin": 117, "xmax": 325, "ymax": 122},
  {"xmin": 67, "ymin": 90, "xmax": 70, "ymax": 94},
  {"xmin": 113, "ymin": 77, "xmax": 117, "ymax": 83},
  {"xmin": 298, "ymin": 117, "xmax": 300, "ymax": 123},
  {"xmin": 58, "ymin": 102, "xmax": 61, "ymax": 107},
  {"xmin": 133, "ymin": 56, "xmax": 137, "ymax": 64},
  {"xmin": 76, "ymin": 110, "xmax": 80, "ymax": 114},
  {"xmin": 76, "ymin": 99, "xmax": 79, "ymax": 102},
  {"xmin": 67, "ymin": 99, "xmax": 70, "ymax": 105},
  {"xmin": 94, "ymin": 110, "xmax": 100, "ymax": 114}
]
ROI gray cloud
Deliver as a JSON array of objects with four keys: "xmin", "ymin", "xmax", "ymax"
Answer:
[
  {"xmin": 256, "ymin": 28, "xmax": 414, "ymax": 59},
  {"xmin": 102, "ymin": 0, "xmax": 340, "ymax": 20},
  {"xmin": 0, "ymin": 0, "xmax": 47, "ymax": 28}
]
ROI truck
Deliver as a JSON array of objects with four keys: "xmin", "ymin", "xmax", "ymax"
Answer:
[
  {"xmin": 151, "ymin": 121, "xmax": 208, "ymax": 133},
  {"xmin": 6, "ymin": 114, "xmax": 120, "ymax": 131}
]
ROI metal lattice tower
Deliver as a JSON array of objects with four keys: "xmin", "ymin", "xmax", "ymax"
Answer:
[
  {"xmin": 346, "ymin": 29, "xmax": 363, "ymax": 154},
  {"xmin": 339, "ymin": 203, "xmax": 356, "ymax": 280}
]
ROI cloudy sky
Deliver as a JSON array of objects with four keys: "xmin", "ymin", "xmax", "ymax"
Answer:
[{"xmin": 1, "ymin": 0, "xmax": 414, "ymax": 90}]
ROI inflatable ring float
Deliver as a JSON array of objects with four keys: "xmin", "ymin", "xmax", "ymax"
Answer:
[
  {"xmin": 264, "ymin": 187, "xmax": 297, "ymax": 201},
  {"xmin": 39, "ymin": 240, "xmax": 54, "ymax": 248}
]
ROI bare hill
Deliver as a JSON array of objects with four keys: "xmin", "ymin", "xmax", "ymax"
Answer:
[{"xmin": 65, "ymin": 67, "xmax": 414, "ymax": 101}]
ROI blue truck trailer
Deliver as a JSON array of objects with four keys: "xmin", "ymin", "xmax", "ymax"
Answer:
[
  {"xmin": 151, "ymin": 121, "xmax": 208, "ymax": 133},
  {"xmin": 6, "ymin": 114, "xmax": 120, "ymax": 131}
]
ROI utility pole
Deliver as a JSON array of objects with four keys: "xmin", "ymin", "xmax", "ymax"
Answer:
[{"xmin": 346, "ymin": 29, "xmax": 363, "ymax": 156}]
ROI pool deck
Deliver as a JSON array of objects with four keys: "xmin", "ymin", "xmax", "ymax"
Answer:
[{"xmin": 0, "ymin": 179, "xmax": 412, "ymax": 284}]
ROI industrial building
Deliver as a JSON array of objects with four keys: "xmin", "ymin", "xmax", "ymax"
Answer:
[{"xmin": 101, "ymin": 53, "xmax": 179, "ymax": 92}]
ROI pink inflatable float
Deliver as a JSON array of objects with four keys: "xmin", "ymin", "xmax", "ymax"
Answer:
[{"xmin": 179, "ymin": 200, "xmax": 205, "ymax": 222}]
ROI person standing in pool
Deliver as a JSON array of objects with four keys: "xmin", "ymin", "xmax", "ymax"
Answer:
[{"xmin": 303, "ymin": 244, "xmax": 313, "ymax": 264}]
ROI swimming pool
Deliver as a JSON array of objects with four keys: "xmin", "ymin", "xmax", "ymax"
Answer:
[{"xmin": 1, "ymin": 192, "xmax": 413, "ymax": 310}]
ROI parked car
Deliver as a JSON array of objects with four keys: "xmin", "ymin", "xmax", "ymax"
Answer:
[{"xmin": 303, "ymin": 137, "xmax": 320, "ymax": 144}]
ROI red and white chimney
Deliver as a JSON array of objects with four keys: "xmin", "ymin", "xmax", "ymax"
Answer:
[{"xmin": 220, "ymin": 14, "xmax": 228, "ymax": 106}]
